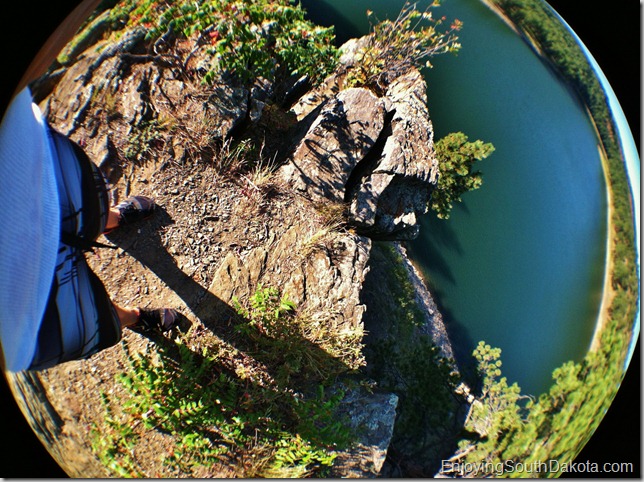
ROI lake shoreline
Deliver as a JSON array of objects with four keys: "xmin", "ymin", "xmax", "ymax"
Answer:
[
  {"xmin": 589, "ymin": 141, "xmax": 616, "ymax": 352},
  {"xmin": 481, "ymin": 0, "xmax": 617, "ymax": 358}
]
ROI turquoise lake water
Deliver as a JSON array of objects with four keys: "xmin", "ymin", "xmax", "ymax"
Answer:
[{"xmin": 302, "ymin": 0, "xmax": 609, "ymax": 396}]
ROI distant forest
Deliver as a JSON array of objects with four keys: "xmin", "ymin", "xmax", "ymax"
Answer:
[
  {"xmin": 446, "ymin": 0, "xmax": 640, "ymax": 476},
  {"xmin": 489, "ymin": 0, "xmax": 636, "ymax": 308}
]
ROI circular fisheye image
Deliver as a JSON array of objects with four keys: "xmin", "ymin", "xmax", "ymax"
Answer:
[{"xmin": 0, "ymin": 0, "xmax": 639, "ymax": 478}]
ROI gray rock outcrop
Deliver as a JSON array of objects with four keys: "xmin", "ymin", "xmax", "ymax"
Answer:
[
  {"xmin": 331, "ymin": 386, "xmax": 399, "ymax": 478},
  {"xmin": 18, "ymin": 23, "xmax": 455, "ymax": 478},
  {"xmin": 347, "ymin": 69, "xmax": 439, "ymax": 240},
  {"xmin": 279, "ymin": 87, "xmax": 387, "ymax": 204},
  {"xmin": 206, "ymin": 224, "xmax": 371, "ymax": 335},
  {"xmin": 280, "ymin": 61, "xmax": 439, "ymax": 241}
]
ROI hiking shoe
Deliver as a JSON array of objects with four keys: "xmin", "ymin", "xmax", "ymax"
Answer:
[
  {"xmin": 137, "ymin": 308, "xmax": 178, "ymax": 332},
  {"xmin": 105, "ymin": 195, "xmax": 155, "ymax": 233}
]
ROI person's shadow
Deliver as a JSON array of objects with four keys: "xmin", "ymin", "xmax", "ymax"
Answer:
[
  {"xmin": 104, "ymin": 206, "xmax": 351, "ymax": 388},
  {"xmin": 106, "ymin": 205, "xmax": 234, "ymax": 331}
]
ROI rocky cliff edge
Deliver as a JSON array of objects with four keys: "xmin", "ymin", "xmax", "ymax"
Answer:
[{"xmin": 9, "ymin": 25, "xmax": 463, "ymax": 478}]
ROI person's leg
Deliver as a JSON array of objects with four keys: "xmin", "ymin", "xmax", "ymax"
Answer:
[
  {"xmin": 104, "ymin": 196, "xmax": 156, "ymax": 234},
  {"xmin": 30, "ymin": 129, "xmax": 178, "ymax": 371},
  {"xmin": 114, "ymin": 304, "xmax": 139, "ymax": 328},
  {"xmin": 105, "ymin": 207, "xmax": 120, "ymax": 233}
]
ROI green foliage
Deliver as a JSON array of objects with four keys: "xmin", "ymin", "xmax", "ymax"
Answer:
[
  {"xmin": 113, "ymin": 341, "xmax": 237, "ymax": 472},
  {"xmin": 233, "ymin": 284, "xmax": 296, "ymax": 339},
  {"xmin": 446, "ymin": 1, "xmax": 638, "ymax": 473},
  {"xmin": 90, "ymin": 392, "xmax": 144, "ymax": 477},
  {"xmin": 123, "ymin": 118, "xmax": 167, "ymax": 163},
  {"xmin": 233, "ymin": 285, "xmax": 309, "ymax": 385},
  {"xmin": 377, "ymin": 243, "xmax": 429, "ymax": 333},
  {"xmin": 461, "ymin": 343, "xmax": 526, "ymax": 462},
  {"xmin": 431, "ymin": 132, "xmax": 495, "ymax": 219},
  {"xmin": 268, "ymin": 434, "xmax": 335, "ymax": 477},
  {"xmin": 371, "ymin": 336, "xmax": 458, "ymax": 448},
  {"xmin": 293, "ymin": 385, "xmax": 351, "ymax": 447},
  {"xmin": 91, "ymin": 284, "xmax": 359, "ymax": 477},
  {"xmin": 346, "ymin": 1, "xmax": 462, "ymax": 93},
  {"xmin": 92, "ymin": 331, "xmax": 351, "ymax": 477},
  {"xmin": 57, "ymin": 10, "xmax": 114, "ymax": 66},
  {"xmin": 110, "ymin": 0, "xmax": 338, "ymax": 87},
  {"xmin": 211, "ymin": 1, "xmax": 338, "ymax": 86},
  {"xmin": 452, "ymin": 340, "xmax": 630, "ymax": 477}
]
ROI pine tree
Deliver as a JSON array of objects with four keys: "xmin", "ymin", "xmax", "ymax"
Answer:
[{"xmin": 431, "ymin": 132, "xmax": 494, "ymax": 219}]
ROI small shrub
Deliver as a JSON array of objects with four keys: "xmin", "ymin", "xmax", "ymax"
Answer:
[
  {"xmin": 346, "ymin": 1, "xmax": 462, "ymax": 93},
  {"xmin": 233, "ymin": 284, "xmax": 297, "ymax": 339},
  {"xmin": 90, "ymin": 392, "xmax": 144, "ymax": 478},
  {"xmin": 364, "ymin": 243, "xmax": 460, "ymax": 462},
  {"xmin": 431, "ymin": 131, "xmax": 495, "ymax": 219},
  {"xmin": 123, "ymin": 118, "xmax": 167, "ymax": 163},
  {"xmin": 110, "ymin": 0, "xmax": 339, "ymax": 87}
]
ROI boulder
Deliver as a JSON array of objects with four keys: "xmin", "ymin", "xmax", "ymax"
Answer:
[
  {"xmin": 279, "ymin": 87, "xmax": 386, "ymax": 203},
  {"xmin": 331, "ymin": 386, "xmax": 399, "ymax": 478},
  {"xmin": 283, "ymin": 63, "xmax": 439, "ymax": 240},
  {"xmin": 346, "ymin": 69, "xmax": 439, "ymax": 240}
]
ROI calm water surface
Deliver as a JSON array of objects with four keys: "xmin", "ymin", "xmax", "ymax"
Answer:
[{"xmin": 302, "ymin": 0, "xmax": 608, "ymax": 395}]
